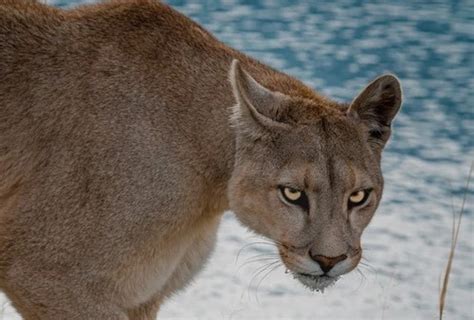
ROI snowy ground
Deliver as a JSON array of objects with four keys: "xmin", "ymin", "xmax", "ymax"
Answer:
[{"xmin": 1, "ymin": 0, "xmax": 473, "ymax": 319}]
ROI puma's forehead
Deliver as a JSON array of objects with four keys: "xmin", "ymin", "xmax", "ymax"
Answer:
[
  {"xmin": 276, "ymin": 154, "xmax": 374, "ymax": 191},
  {"xmin": 265, "ymin": 117, "xmax": 381, "ymax": 190},
  {"xmin": 272, "ymin": 116, "xmax": 372, "ymax": 163}
]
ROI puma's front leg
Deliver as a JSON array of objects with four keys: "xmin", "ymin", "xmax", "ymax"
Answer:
[
  {"xmin": 127, "ymin": 294, "xmax": 163, "ymax": 320},
  {"xmin": 127, "ymin": 215, "xmax": 221, "ymax": 320}
]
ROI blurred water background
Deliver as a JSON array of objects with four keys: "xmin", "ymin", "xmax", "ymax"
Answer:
[{"xmin": 1, "ymin": 0, "xmax": 473, "ymax": 319}]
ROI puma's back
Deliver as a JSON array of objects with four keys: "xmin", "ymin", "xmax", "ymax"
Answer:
[
  {"xmin": 0, "ymin": 2, "xmax": 266, "ymax": 316},
  {"xmin": 0, "ymin": 0, "xmax": 66, "ymax": 280}
]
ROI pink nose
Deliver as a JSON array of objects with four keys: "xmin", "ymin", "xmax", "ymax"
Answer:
[{"xmin": 310, "ymin": 253, "xmax": 347, "ymax": 273}]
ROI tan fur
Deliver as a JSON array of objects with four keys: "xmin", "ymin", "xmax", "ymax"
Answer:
[{"xmin": 0, "ymin": 0, "xmax": 402, "ymax": 319}]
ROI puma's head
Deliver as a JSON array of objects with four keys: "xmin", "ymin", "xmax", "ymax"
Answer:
[{"xmin": 228, "ymin": 60, "xmax": 402, "ymax": 291}]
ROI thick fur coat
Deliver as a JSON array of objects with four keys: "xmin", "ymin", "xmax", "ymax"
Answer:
[{"xmin": 0, "ymin": 1, "xmax": 401, "ymax": 319}]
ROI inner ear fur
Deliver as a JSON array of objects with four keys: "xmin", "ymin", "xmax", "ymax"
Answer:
[
  {"xmin": 229, "ymin": 59, "xmax": 291, "ymax": 139},
  {"xmin": 348, "ymin": 74, "xmax": 402, "ymax": 148}
]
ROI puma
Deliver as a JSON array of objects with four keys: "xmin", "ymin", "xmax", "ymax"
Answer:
[{"xmin": 0, "ymin": 0, "xmax": 402, "ymax": 319}]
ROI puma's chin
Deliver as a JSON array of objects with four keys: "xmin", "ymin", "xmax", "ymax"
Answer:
[{"xmin": 292, "ymin": 272, "xmax": 340, "ymax": 293}]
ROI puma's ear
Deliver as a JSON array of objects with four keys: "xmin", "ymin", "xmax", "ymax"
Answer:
[
  {"xmin": 348, "ymin": 74, "xmax": 402, "ymax": 150},
  {"xmin": 229, "ymin": 59, "xmax": 291, "ymax": 139}
]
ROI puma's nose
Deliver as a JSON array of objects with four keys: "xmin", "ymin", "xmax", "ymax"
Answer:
[{"xmin": 310, "ymin": 253, "xmax": 347, "ymax": 273}]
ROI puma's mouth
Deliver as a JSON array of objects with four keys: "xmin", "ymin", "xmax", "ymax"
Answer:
[{"xmin": 292, "ymin": 272, "xmax": 340, "ymax": 293}]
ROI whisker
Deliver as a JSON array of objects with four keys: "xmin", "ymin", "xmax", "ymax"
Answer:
[
  {"xmin": 237, "ymin": 256, "xmax": 280, "ymax": 272},
  {"xmin": 235, "ymin": 241, "xmax": 278, "ymax": 264},
  {"xmin": 242, "ymin": 254, "xmax": 279, "ymax": 263},
  {"xmin": 359, "ymin": 261, "xmax": 378, "ymax": 275},
  {"xmin": 347, "ymin": 267, "xmax": 366, "ymax": 293},
  {"xmin": 245, "ymin": 235, "xmax": 286, "ymax": 250},
  {"xmin": 358, "ymin": 264, "xmax": 379, "ymax": 285},
  {"xmin": 247, "ymin": 261, "xmax": 281, "ymax": 302},
  {"xmin": 357, "ymin": 267, "xmax": 367, "ymax": 282},
  {"xmin": 255, "ymin": 263, "xmax": 282, "ymax": 303}
]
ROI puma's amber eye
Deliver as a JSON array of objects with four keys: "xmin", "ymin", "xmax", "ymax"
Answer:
[
  {"xmin": 348, "ymin": 189, "xmax": 372, "ymax": 208},
  {"xmin": 283, "ymin": 187, "xmax": 301, "ymax": 201},
  {"xmin": 279, "ymin": 186, "xmax": 309, "ymax": 211},
  {"xmin": 350, "ymin": 191, "xmax": 365, "ymax": 203}
]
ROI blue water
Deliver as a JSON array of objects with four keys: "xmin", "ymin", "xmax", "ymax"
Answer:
[{"xmin": 38, "ymin": 1, "xmax": 473, "ymax": 319}]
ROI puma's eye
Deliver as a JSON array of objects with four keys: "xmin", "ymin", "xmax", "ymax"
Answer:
[
  {"xmin": 348, "ymin": 189, "xmax": 372, "ymax": 208},
  {"xmin": 350, "ymin": 191, "xmax": 365, "ymax": 203},
  {"xmin": 279, "ymin": 186, "xmax": 309, "ymax": 211},
  {"xmin": 283, "ymin": 187, "xmax": 301, "ymax": 201}
]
